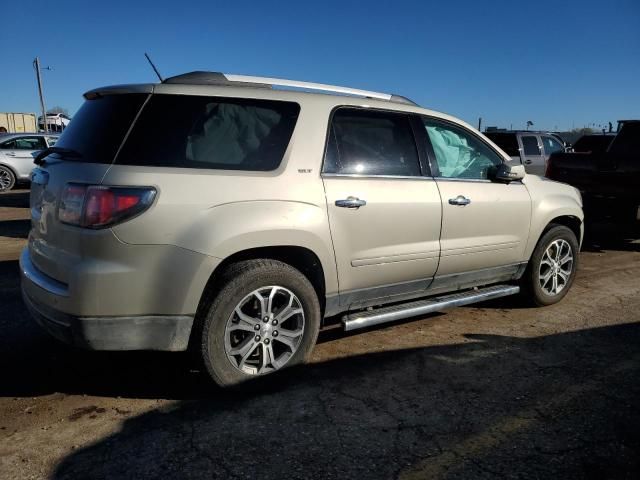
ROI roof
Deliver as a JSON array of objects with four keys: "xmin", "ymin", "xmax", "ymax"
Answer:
[
  {"xmin": 80, "ymin": 71, "xmax": 497, "ymax": 152},
  {"xmin": 485, "ymin": 130, "xmax": 559, "ymax": 135},
  {"xmin": 161, "ymin": 71, "xmax": 419, "ymax": 106},
  {"xmin": 85, "ymin": 71, "xmax": 419, "ymax": 107}
]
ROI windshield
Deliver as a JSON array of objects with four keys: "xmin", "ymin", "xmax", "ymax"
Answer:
[{"xmin": 52, "ymin": 94, "xmax": 147, "ymax": 163}]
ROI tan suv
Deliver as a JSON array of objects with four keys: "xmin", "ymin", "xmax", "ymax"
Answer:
[{"xmin": 20, "ymin": 72, "xmax": 583, "ymax": 387}]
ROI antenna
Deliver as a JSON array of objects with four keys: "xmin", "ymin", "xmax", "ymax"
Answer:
[{"xmin": 144, "ymin": 53, "xmax": 164, "ymax": 82}]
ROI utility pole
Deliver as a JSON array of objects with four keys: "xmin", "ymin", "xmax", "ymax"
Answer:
[{"xmin": 33, "ymin": 57, "xmax": 48, "ymax": 133}]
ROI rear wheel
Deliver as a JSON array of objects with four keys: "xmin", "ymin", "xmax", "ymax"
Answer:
[
  {"xmin": 199, "ymin": 259, "xmax": 321, "ymax": 387},
  {"xmin": 523, "ymin": 225, "xmax": 579, "ymax": 306},
  {"xmin": 0, "ymin": 166, "xmax": 16, "ymax": 192}
]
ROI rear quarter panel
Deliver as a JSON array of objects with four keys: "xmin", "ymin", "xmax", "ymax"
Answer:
[{"xmin": 106, "ymin": 98, "xmax": 339, "ymax": 296}]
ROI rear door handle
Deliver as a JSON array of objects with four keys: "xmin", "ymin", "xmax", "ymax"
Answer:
[
  {"xmin": 335, "ymin": 196, "xmax": 366, "ymax": 209},
  {"xmin": 448, "ymin": 195, "xmax": 471, "ymax": 206},
  {"xmin": 524, "ymin": 159, "xmax": 532, "ymax": 164},
  {"xmin": 6, "ymin": 152, "xmax": 16, "ymax": 157}
]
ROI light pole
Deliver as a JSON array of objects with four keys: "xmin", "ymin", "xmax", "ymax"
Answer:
[{"xmin": 33, "ymin": 57, "xmax": 49, "ymax": 133}]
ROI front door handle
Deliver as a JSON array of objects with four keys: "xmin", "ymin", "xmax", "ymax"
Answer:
[
  {"xmin": 448, "ymin": 195, "xmax": 471, "ymax": 206},
  {"xmin": 6, "ymin": 152, "xmax": 16, "ymax": 157},
  {"xmin": 335, "ymin": 196, "xmax": 366, "ymax": 209},
  {"xmin": 524, "ymin": 159, "xmax": 532, "ymax": 164}
]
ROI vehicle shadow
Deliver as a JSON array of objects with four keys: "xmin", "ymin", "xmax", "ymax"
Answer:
[
  {"xmin": 2, "ymin": 255, "xmax": 639, "ymax": 477},
  {"xmin": 0, "ymin": 219, "xmax": 30, "ymax": 239},
  {"xmin": 0, "ymin": 189, "xmax": 30, "ymax": 209},
  {"xmin": 582, "ymin": 221, "xmax": 640, "ymax": 253},
  {"xmin": 49, "ymin": 323, "xmax": 640, "ymax": 479},
  {"xmin": 0, "ymin": 190, "xmax": 30, "ymax": 240}
]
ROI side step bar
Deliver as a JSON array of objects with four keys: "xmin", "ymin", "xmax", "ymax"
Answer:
[{"xmin": 342, "ymin": 284, "xmax": 520, "ymax": 332}]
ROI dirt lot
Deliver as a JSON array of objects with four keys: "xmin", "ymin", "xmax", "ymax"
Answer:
[{"xmin": 1, "ymin": 189, "xmax": 639, "ymax": 479}]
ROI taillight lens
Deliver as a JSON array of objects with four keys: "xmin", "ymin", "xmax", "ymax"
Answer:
[{"xmin": 59, "ymin": 184, "xmax": 156, "ymax": 228}]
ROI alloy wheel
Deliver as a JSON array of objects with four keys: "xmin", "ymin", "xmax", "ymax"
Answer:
[
  {"xmin": 539, "ymin": 239, "xmax": 573, "ymax": 295},
  {"xmin": 224, "ymin": 286, "xmax": 305, "ymax": 375}
]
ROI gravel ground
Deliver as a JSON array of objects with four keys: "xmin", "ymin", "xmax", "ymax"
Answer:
[{"xmin": 0, "ymin": 189, "xmax": 639, "ymax": 479}]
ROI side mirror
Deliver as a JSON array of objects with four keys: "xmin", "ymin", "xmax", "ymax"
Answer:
[{"xmin": 494, "ymin": 163, "xmax": 525, "ymax": 183}]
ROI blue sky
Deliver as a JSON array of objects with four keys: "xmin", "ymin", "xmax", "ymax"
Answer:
[{"xmin": 1, "ymin": 0, "xmax": 638, "ymax": 131}]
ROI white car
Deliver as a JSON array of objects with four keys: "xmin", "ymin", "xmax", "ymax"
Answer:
[
  {"xmin": 0, "ymin": 133, "xmax": 59, "ymax": 191},
  {"xmin": 38, "ymin": 113, "xmax": 71, "ymax": 132}
]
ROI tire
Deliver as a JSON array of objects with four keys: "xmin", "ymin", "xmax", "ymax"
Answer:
[
  {"xmin": 0, "ymin": 166, "xmax": 16, "ymax": 192},
  {"xmin": 523, "ymin": 225, "xmax": 579, "ymax": 307},
  {"xmin": 199, "ymin": 259, "xmax": 321, "ymax": 387}
]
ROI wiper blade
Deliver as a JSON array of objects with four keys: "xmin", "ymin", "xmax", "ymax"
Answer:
[{"xmin": 34, "ymin": 147, "xmax": 82, "ymax": 166}]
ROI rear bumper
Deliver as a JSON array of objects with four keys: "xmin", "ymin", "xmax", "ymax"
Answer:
[
  {"xmin": 20, "ymin": 247, "xmax": 199, "ymax": 351},
  {"xmin": 22, "ymin": 288, "xmax": 194, "ymax": 351}
]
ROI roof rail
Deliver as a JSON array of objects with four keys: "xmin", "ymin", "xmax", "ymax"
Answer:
[{"xmin": 162, "ymin": 71, "xmax": 418, "ymax": 106}]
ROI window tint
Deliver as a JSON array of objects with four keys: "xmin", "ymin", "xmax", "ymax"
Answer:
[
  {"xmin": 0, "ymin": 140, "xmax": 16, "ymax": 149},
  {"xmin": 484, "ymin": 132, "xmax": 520, "ymax": 157},
  {"xmin": 117, "ymin": 95, "xmax": 300, "ymax": 171},
  {"xmin": 541, "ymin": 136, "xmax": 563, "ymax": 155},
  {"xmin": 521, "ymin": 136, "xmax": 540, "ymax": 156},
  {"xmin": 323, "ymin": 108, "xmax": 421, "ymax": 176},
  {"xmin": 53, "ymin": 94, "xmax": 147, "ymax": 163},
  {"xmin": 572, "ymin": 135, "xmax": 613, "ymax": 153},
  {"xmin": 423, "ymin": 119, "xmax": 503, "ymax": 180}
]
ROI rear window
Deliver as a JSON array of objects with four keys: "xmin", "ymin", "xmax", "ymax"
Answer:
[
  {"xmin": 52, "ymin": 94, "xmax": 147, "ymax": 163},
  {"xmin": 116, "ymin": 95, "xmax": 300, "ymax": 171},
  {"xmin": 572, "ymin": 135, "xmax": 614, "ymax": 154},
  {"xmin": 484, "ymin": 132, "xmax": 520, "ymax": 157}
]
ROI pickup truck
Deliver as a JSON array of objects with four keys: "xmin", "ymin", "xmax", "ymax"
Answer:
[{"xmin": 546, "ymin": 120, "xmax": 640, "ymax": 225}]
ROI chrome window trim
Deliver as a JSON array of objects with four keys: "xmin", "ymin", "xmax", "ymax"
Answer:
[
  {"xmin": 434, "ymin": 177, "xmax": 492, "ymax": 184},
  {"xmin": 321, "ymin": 173, "xmax": 434, "ymax": 181},
  {"xmin": 433, "ymin": 176, "xmax": 524, "ymax": 185}
]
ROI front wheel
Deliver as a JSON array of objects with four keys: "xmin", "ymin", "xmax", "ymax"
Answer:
[
  {"xmin": 0, "ymin": 166, "xmax": 16, "ymax": 192},
  {"xmin": 199, "ymin": 259, "xmax": 321, "ymax": 387},
  {"xmin": 523, "ymin": 225, "xmax": 579, "ymax": 306}
]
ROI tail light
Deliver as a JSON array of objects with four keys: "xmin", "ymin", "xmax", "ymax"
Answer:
[{"xmin": 59, "ymin": 184, "xmax": 156, "ymax": 228}]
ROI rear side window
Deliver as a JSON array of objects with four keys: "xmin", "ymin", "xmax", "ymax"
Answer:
[
  {"xmin": 485, "ymin": 133, "xmax": 520, "ymax": 157},
  {"xmin": 1, "ymin": 136, "xmax": 46, "ymax": 150},
  {"xmin": 117, "ymin": 95, "xmax": 300, "ymax": 171},
  {"xmin": 323, "ymin": 108, "xmax": 421, "ymax": 176},
  {"xmin": 53, "ymin": 94, "xmax": 147, "ymax": 163}
]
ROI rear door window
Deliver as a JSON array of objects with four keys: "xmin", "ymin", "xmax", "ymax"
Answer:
[
  {"xmin": 521, "ymin": 136, "xmax": 541, "ymax": 156},
  {"xmin": 117, "ymin": 95, "xmax": 300, "ymax": 171},
  {"xmin": 323, "ymin": 108, "xmax": 421, "ymax": 176},
  {"xmin": 484, "ymin": 133, "xmax": 520, "ymax": 157}
]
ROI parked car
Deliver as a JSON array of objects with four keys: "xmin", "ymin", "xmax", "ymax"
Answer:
[
  {"xmin": 38, "ymin": 112, "xmax": 72, "ymax": 133},
  {"xmin": 21, "ymin": 72, "xmax": 583, "ymax": 387},
  {"xmin": 0, "ymin": 133, "xmax": 59, "ymax": 191},
  {"xmin": 484, "ymin": 130, "xmax": 568, "ymax": 176},
  {"xmin": 546, "ymin": 120, "xmax": 639, "ymax": 225}
]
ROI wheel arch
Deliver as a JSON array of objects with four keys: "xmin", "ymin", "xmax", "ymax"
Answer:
[
  {"xmin": 0, "ymin": 162, "xmax": 18, "ymax": 181},
  {"xmin": 189, "ymin": 245, "xmax": 329, "ymax": 350}
]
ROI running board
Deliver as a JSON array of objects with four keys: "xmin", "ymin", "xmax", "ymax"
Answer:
[{"xmin": 342, "ymin": 284, "xmax": 520, "ymax": 332}]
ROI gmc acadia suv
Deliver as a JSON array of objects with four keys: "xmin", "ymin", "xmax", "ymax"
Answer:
[{"xmin": 20, "ymin": 72, "xmax": 584, "ymax": 387}]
